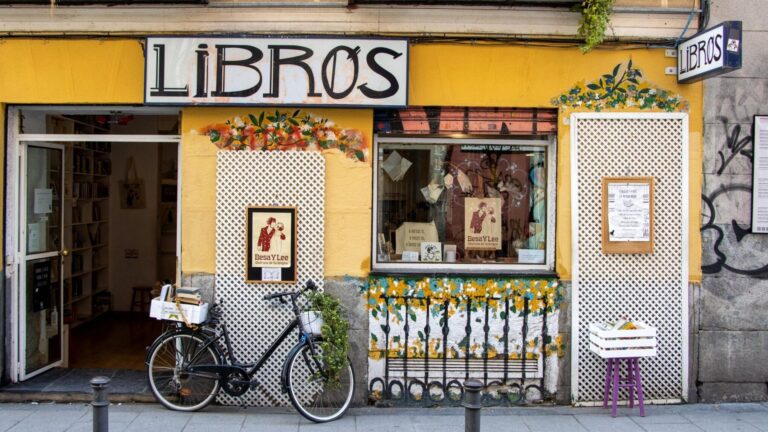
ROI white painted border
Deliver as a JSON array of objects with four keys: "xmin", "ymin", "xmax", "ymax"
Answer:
[
  {"xmin": 18, "ymin": 142, "xmax": 66, "ymax": 380},
  {"xmin": 371, "ymin": 136, "xmax": 556, "ymax": 273},
  {"xmin": 18, "ymin": 134, "xmax": 181, "ymax": 143},
  {"xmin": 569, "ymin": 112, "xmax": 690, "ymax": 403},
  {"xmin": 681, "ymin": 114, "xmax": 690, "ymax": 401},
  {"xmin": 5, "ymin": 106, "xmax": 182, "ymax": 382},
  {"xmin": 570, "ymin": 114, "xmax": 581, "ymax": 402}
]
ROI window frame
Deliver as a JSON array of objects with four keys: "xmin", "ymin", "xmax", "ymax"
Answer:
[{"xmin": 371, "ymin": 135, "xmax": 557, "ymax": 274}]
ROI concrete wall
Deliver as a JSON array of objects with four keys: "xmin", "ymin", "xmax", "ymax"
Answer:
[{"xmin": 698, "ymin": 0, "xmax": 768, "ymax": 402}]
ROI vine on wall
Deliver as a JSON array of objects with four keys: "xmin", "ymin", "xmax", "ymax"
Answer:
[{"xmin": 578, "ymin": 0, "xmax": 616, "ymax": 53}]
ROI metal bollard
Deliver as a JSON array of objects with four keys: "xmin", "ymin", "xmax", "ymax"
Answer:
[
  {"xmin": 90, "ymin": 376, "xmax": 110, "ymax": 432},
  {"xmin": 463, "ymin": 379, "xmax": 484, "ymax": 432}
]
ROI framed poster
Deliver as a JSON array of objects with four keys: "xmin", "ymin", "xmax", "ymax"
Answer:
[
  {"xmin": 464, "ymin": 197, "xmax": 502, "ymax": 251},
  {"xmin": 601, "ymin": 177, "xmax": 654, "ymax": 254},
  {"xmin": 246, "ymin": 206, "xmax": 297, "ymax": 283},
  {"xmin": 752, "ymin": 115, "xmax": 768, "ymax": 233}
]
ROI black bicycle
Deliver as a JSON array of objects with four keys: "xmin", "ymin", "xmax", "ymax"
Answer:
[{"xmin": 145, "ymin": 280, "xmax": 355, "ymax": 422}]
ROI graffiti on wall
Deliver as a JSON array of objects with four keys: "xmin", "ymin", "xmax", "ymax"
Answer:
[
  {"xmin": 363, "ymin": 276, "xmax": 564, "ymax": 405},
  {"xmin": 702, "ymin": 117, "xmax": 768, "ymax": 276},
  {"xmin": 551, "ymin": 60, "xmax": 689, "ymax": 112},
  {"xmin": 199, "ymin": 110, "xmax": 368, "ymax": 162}
]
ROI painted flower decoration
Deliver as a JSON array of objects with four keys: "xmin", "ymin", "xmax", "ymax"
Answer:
[
  {"xmin": 551, "ymin": 60, "xmax": 689, "ymax": 113},
  {"xmin": 200, "ymin": 110, "xmax": 368, "ymax": 162}
]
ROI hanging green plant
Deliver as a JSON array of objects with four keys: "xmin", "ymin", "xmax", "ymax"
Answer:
[
  {"xmin": 578, "ymin": 0, "xmax": 616, "ymax": 53},
  {"xmin": 307, "ymin": 291, "xmax": 350, "ymax": 388}
]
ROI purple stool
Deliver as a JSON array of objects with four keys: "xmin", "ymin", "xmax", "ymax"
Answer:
[{"xmin": 603, "ymin": 357, "xmax": 645, "ymax": 417}]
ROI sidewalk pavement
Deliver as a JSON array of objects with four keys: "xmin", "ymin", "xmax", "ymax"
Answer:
[{"xmin": 2, "ymin": 401, "xmax": 768, "ymax": 432}]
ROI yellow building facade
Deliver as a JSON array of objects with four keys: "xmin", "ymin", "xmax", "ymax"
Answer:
[{"xmin": 0, "ymin": 37, "xmax": 702, "ymax": 404}]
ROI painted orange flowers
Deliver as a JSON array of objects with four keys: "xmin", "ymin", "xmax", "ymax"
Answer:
[{"xmin": 199, "ymin": 110, "xmax": 368, "ymax": 162}]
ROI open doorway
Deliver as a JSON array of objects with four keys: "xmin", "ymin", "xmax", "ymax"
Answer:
[{"xmin": 7, "ymin": 107, "xmax": 181, "ymax": 385}]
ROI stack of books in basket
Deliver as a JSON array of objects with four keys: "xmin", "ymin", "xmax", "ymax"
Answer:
[
  {"xmin": 175, "ymin": 287, "xmax": 202, "ymax": 305},
  {"xmin": 150, "ymin": 285, "xmax": 208, "ymax": 324}
]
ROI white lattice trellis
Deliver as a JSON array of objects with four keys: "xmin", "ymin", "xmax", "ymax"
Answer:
[
  {"xmin": 571, "ymin": 113, "xmax": 689, "ymax": 404},
  {"xmin": 215, "ymin": 151, "xmax": 325, "ymax": 406}
]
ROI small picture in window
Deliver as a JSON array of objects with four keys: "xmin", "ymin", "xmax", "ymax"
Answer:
[
  {"xmin": 464, "ymin": 197, "xmax": 502, "ymax": 251},
  {"xmin": 420, "ymin": 242, "xmax": 442, "ymax": 262}
]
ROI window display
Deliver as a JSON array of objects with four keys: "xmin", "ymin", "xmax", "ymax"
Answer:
[{"xmin": 373, "ymin": 138, "xmax": 553, "ymax": 270}]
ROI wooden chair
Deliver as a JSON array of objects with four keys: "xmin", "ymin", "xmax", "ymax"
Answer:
[{"xmin": 130, "ymin": 286, "xmax": 153, "ymax": 313}]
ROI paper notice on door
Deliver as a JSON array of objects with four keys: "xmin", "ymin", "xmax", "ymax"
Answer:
[
  {"xmin": 34, "ymin": 188, "xmax": 53, "ymax": 214},
  {"xmin": 607, "ymin": 183, "xmax": 651, "ymax": 242},
  {"xmin": 28, "ymin": 222, "xmax": 42, "ymax": 252}
]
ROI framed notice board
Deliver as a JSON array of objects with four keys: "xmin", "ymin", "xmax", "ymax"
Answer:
[
  {"xmin": 601, "ymin": 177, "xmax": 654, "ymax": 254},
  {"xmin": 245, "ymin": 206, "xmax": 297, "ymax": 283}
]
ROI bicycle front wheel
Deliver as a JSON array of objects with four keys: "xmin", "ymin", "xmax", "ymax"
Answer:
[
  {"xmin": 286, "ymin": 343, "xmax": 355, "ymax": 423},
  {"xmin": 147, "ymin": 332, "xmax": 221, "ymax": 412}
]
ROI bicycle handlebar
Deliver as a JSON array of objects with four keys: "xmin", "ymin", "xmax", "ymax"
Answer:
[{"xmin": 262, "ymin": 280, "xmax": 317, "ymax": 302}]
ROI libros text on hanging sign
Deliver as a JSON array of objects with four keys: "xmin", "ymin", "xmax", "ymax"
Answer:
[
  {"xmin": 145, "ymin": 37, "xmax": 408, "ymax": 107},
  {"xmin": 677, "ymin": 21, "xmax": 742, "ymax": 84}
]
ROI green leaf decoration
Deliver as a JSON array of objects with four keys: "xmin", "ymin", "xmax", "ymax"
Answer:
[
  {"xmin": 248, "ymin": 114, "xmax": 258, "ymax": 125},
  {"xmin": 551, "ymin": 60, "xmax": 688, "ymax": 113}
]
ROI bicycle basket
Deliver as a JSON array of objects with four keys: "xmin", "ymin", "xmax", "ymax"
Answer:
[{"xmin": 299, "ymin": 311, "xmax": 324, "ymax": 337}]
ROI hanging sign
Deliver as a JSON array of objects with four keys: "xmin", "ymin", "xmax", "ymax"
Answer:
[
  {"xmin": 752, "ymin": 116, "xmax": 768, "ymax": 233},
  {"xmin": 677, "ymin": 21, "xmax": 742, "ymax": 84},
  {"xmin": 246, "ymin": 206, "xmax": 297, "ymax": 283},
  {"xmin": 602, "ymin": 177, "xmax": 654, "ymax": 254},
  {"xmin": 145, "ymin": 37, "xmax": 408, "ymax": 107}
]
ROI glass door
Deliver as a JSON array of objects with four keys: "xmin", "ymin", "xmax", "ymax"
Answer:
[{"xmin": 19, "ymin": 143, "xmax": 66, "ymax": 379}]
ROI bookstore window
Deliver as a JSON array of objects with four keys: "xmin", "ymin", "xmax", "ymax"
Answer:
[{"xmin": 372, "ymin": 137, "xmax": 555, "ymax": 272}]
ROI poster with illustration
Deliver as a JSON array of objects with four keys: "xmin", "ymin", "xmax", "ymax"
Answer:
[
  {"xmin": 464, "ymin": 197, "xmax": 502, "ymax": 250},
  {"xmin": 246, "ymin": 206, "xmax": 297, "ymax": 283}
]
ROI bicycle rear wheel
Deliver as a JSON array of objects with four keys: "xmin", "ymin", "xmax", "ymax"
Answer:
[
  {"xmin": 147, "ymin": 332, "xmax": 221, "ymax": 411},
  {"xmin": 286, "ymin": 343, "xmax": 355, "ymax": 423}
]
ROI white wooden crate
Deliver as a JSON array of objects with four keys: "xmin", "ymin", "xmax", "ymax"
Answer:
[
  {"xmin": 589, "ymin": 322, "xmax": 657, "ymax": 358},
  {"xmin": 149, "ymin": 297, "xmax": 209, "ymax": 324}
]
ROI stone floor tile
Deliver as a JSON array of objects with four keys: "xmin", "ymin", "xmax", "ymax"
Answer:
[
  {"xmin": 631, "ymin": 414, "xmax": 693, "ymax": 424},
  {"xmin": 354, "ymin": 415, "xmax": 415, "ymax": 432},
  {"xmin": 242, "ymin": 414, "xmax": 300, "ymax": 432},
  {"xmin": 639, "ymin": 424, "xmax": 704, "ymax": 432},
  {"xmin": 521, "ymin": 415, "xmax": 589, "ymax": 432},
  {"xmin": 186, "ymin": 412, "xmax": 248, "ymax": 426},
  {"xmin": 682, "ymin": 412, "xmax": 762, "ymax": 432},
  {"xmin": 736, "ymin": 412, "xmax": 768, "ymax": 431},
  {"xmin": 574, "ymin": 415, "xmax": 646, "ymax": 432}
]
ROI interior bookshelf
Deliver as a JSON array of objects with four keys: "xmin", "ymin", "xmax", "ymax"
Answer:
[{"xmin": 62, "ymin": 141, "xmax": 112, "ymax": 328}]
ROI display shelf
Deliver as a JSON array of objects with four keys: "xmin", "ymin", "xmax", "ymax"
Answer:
[{"xmin": 60, "ymin": 138, "xmax": 112, "ymax": 329}]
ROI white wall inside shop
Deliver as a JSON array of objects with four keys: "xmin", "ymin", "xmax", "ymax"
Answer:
[{"xmin": 109, "ymin": 142, "xmax": 159, "ymax": 311}]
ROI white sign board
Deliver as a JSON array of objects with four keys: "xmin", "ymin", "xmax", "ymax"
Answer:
[
  {"xmin": 752, "ymin": 116, "xmax": 768, "ymax": 233},
  {"xmin": 607, "ymin": 183, "xmax": 651, "ymax": 241},
  {"xmin": 677, "ymin": 21, "xmax": 742, "ymax": 84},
  {"xmin": 145, "ymin": 37, "xmax": 408, "ymax": 107}
]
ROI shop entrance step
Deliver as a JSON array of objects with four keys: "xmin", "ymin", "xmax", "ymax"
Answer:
[{"xmin": 0, "ymin": 368, "xmax": 154, "ymax": 403}]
